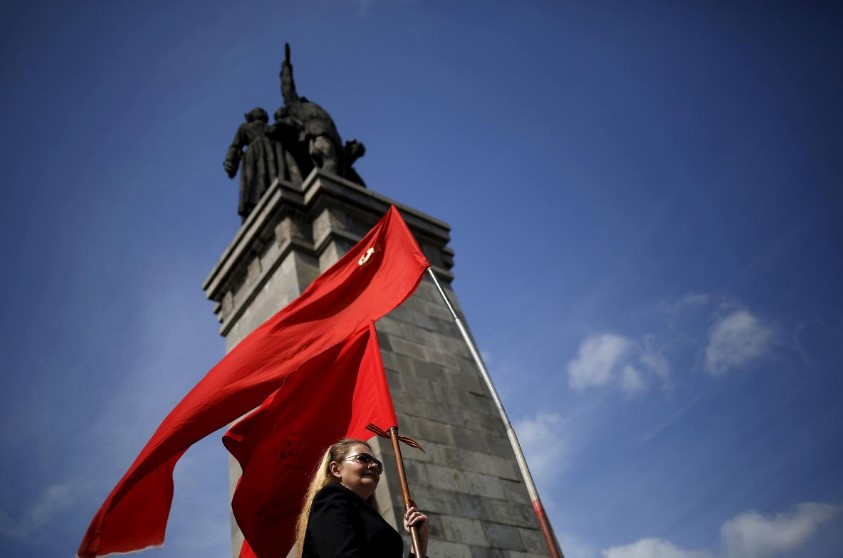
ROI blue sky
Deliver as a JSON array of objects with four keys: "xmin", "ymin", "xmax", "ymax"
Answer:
[{"xmin": 2, "ymin": 1, "xmax": 842, "ymax": 558}]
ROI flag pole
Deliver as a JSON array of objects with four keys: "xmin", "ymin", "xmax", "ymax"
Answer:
[
  {"xmin": 387, "ymin": 426, "xmax": 424, "ymax": 558},
  {"xmin": 426, "ymin": 268, "xmax": 564, "ymax": 558}
]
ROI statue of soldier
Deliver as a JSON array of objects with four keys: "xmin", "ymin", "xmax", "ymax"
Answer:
[
  {"xmin": 279, "ymin": 44, "xmax": 365, "ymax": 183},
  {"xmin": 223, "ymin": 107, "xmax": 301, "ymax": 222}
]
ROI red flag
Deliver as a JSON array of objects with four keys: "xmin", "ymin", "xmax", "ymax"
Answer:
[
  {"xmin": 223, "ymin": 322, "xmax": 397, "ymax": 558},
  {"xmin": 78, "ymin": 207, "xmax": 428, "ymax": 558}
]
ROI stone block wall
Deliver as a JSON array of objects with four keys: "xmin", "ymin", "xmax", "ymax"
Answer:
[{"xmin": 371, "ymin": 278, "xmax": 547, "ymax": 558}]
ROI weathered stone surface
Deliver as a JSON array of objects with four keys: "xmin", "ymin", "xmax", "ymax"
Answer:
[
  {"xmin": 506, "ymin": 552, "xmax": 551, "ymax": 558},
  {"xmin": 501, "ymin": 479, "xmax": 533, "ymax": 505},
  {"xmin": 518, "ymin": 526, "xmax": 548, "ymax": 554},
  {"xmin": 386, "ymin": 335, "xmax": 428, "ymax": 361},
  {"xmin": 440, "ymin": 515, "xmax": 489, "ymax": 546},
  {"xmin": 428, "ymin": 540, "xmax": 475, "ymax": 558},
  {"xmin": 417, "ymin": 485, "xmax": 463, "ymax": 517},
  {"xmin": 489, "ymin": 501, "xmax": 539, "ymax": 529},
  {"xmin": 482, "ymin": 522, "xmax": 527, "ymax": 552},
  {"xmin": 425, "ymin": 347, "xmax": 463, "ymax": 369},
  {"xmin": 470, "ymin": 546, "xmax": 508, "ymax": 558},
  {"xmin": 453, "ymin": 492, "xmax": 497, "ymax": 522}
]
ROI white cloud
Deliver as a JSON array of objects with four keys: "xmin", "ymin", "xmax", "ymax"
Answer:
[
  {"xmin": 598, "ymin": 502, "xmax": 840, "ymax": 558},
  {"xmin": 602, "ymin": 538, "xmax": 713, "ymax": 558},
  {"xmin": 705, "ymin": 310, "xmax": 774, "ymax": 375},
  {"xmin": 621, "ymin": 365, "xmax": 646, "ymax": 395},
  {"xmin": 0, "ymin": 477, "xmax": 93, "ymax": 543},
  {"xmin": 681, "ymin": 293, "xmax": 711, "ymax": 307},
  {"xmin": 660, "ymin": 293, "xmax": 711, "ymax": 320},
  {"xmin": 514, "ymin": 412, "xmax": 568, "ymax": 488},
  {"xmin": 558, "ymin": 531, "xmax": 599, "ymax": 558},
  {"xmin": 639, "ymin": 337, "xmax": 670, "ymax": 382},
  {"xmin": 720, "ymin": 502, "xmax": 841, "ymax": 558},
  {"xmin": 567, "ymin": 334, "xmax": 670, "ymax": 396},
  {"xmin": 568, "ymin": 334, "xmax": 633, "ymax": 390}
]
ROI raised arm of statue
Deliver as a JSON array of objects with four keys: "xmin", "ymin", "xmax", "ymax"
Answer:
[{"xmin": 280, "ymin": 42, "xmax": 299, "ymax": 106}]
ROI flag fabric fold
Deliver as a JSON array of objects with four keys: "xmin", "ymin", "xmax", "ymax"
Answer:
[
  {"xmin": 78, "ymin": 206, "xmax": 429, "ymax": 558},
  {"xmin": 224, "ymin": 321, "xmax": 397, "ymax": 558}
]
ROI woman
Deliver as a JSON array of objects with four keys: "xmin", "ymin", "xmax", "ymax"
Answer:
[{"xmin": 295, "ymin": 439, "xmax": 429, "ymax": 558}]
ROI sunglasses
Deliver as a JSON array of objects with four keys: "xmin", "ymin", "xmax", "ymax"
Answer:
[{"xmin": 343, "ymin": 453, "xmax": 384, "ymax": 474}]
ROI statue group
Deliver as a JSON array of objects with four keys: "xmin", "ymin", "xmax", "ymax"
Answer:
[{"xmin": 224, "ymin": 44, "xmax": 366, "ymax": 221}]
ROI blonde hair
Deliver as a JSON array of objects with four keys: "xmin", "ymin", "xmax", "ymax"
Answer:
[{"xmin": 294, "ymin": 439, "xmax": 378, "ymax": 558}]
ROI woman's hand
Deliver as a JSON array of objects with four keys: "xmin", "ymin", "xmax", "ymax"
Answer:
[{"xmin": 403, "ymin": 499, "xmax": 429, "ymax": 557}]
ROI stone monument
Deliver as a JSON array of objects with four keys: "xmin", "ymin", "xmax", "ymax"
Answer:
[
  {"xmin": 224, "ymin": 44, "xmax": 367, "ymax": 223},
  {"xmin": 206, "ymin": 46, "xmax": 551, "ymax": 558}
]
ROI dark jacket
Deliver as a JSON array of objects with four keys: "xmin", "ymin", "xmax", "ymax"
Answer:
[{"xmin": 302, "ymin": 484, "xmax": 403, "ymax": 558}]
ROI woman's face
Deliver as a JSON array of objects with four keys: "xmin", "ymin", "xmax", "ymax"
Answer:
[{"xmin": 330, "ymin": 443, "xmax": 381, "ymax": 500}]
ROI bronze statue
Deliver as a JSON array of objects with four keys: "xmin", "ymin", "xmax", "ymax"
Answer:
[
  {"xmin": 223, "ymin": 44, "xmax": 366, "ymax": 221},
  {"xmin": 223, "ymin": 107, "xmax": 301, "ymax": 222},
  {"xmin": 342, "ymin": 139, "xmax": 367, "ymax": 186},
  {"xmin": 278, "ymin": 44, "xmax": 365, "ymax": 184}
]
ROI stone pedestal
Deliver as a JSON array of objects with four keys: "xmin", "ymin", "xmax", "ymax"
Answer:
[{"xmin": 204, "ymin": 170, "xmax": 548, "ymax": 558}]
